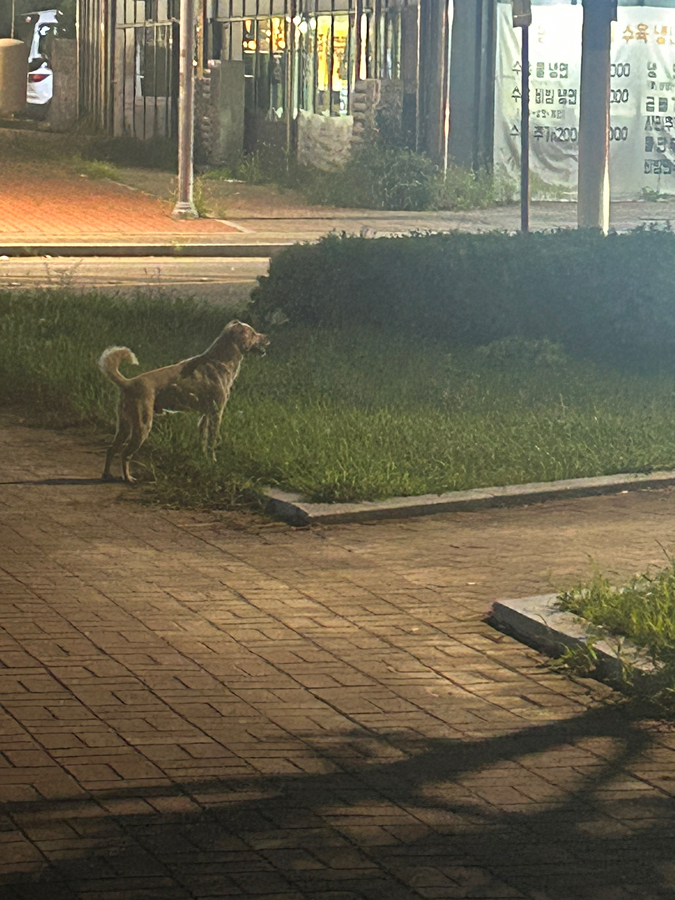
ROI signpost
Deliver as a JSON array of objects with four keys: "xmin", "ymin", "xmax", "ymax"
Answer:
[
  {"xmin": 512, "ymin": 0, "xmax": 532, "ymax": 233},
  {"xmin": 578, "ymin": 0, "xmax": 617, "ymax": 233}
]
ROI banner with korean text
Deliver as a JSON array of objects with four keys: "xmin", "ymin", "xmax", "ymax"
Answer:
[{"xmin": 494, "ymin": 3, "xmax": 675, "ymax": 200}]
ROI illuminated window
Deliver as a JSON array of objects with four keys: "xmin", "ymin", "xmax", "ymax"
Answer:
[{"xmin": 316, "ymin": 16, "xmax": 331, "ymax": 114}]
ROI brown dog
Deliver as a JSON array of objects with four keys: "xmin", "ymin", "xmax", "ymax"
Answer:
[{"xmin": 99, "ymin": 320, "xmax": 269, "ymax": 483}]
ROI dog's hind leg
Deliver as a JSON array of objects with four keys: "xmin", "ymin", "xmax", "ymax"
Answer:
[
  {"xmin": 121, "ymin": 405, "xmax": 154, "ymax": 484},
  {"xmin": 198, "ymin": 414, "xmax": 209, "ymax": 455},
  {"xmin": 102, "ymin": 415, "xmax": 131, "ymax": 481}
]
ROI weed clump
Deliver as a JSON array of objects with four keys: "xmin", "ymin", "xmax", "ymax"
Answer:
[{"xmin": 559, "ymin": 563, "xmax": 675, "ymax": 711}]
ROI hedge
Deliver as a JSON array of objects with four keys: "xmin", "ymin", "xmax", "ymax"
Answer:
[{"xmin": 250, "ymin": 229, "xmax": 675, "ymax": 369}]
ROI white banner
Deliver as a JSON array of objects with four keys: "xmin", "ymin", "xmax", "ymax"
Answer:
[{"xmin": 495, "ymin": 3, "xmax": 675, "ymax": 201}]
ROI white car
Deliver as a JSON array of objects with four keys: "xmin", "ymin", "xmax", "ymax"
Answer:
[{"xmin": 18, "ymin": 9, "xmax": 61, "ymax": 108}]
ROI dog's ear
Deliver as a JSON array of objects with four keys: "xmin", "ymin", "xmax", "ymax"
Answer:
[{"xmin": 228, "ymin": 321, "xmax": 259, "ymax": 350}]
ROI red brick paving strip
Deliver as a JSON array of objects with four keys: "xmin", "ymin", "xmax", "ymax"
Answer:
[
  {"xmin": 1, "ymin": 419, "xmax": 675, "ymax": 899},
  {"xmin": 0, "ymin": 167, "xmax": 237, "ymax": 238}
]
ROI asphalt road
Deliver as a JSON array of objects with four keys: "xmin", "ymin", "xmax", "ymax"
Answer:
[{"xmin": 0, "ymin": 256, "xmax": 270, "ymax": 304}]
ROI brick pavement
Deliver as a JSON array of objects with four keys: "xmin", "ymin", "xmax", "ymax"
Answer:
[
  {"xmin": 1, "ymin": 418, "xmax": 675, "ymax": 899},
  {"xmin": 5, "ymin": 152, "xmax": 675, "ymax": 248},
  {"xmin": 0, "ymin": 163, "xmax": 238, "ymax": 241}
]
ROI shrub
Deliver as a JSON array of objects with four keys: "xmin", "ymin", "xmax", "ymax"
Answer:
[
  {"xmin": 305, "ymin": 143, "xmax": 441, "ymax": 211},
  {"xmin": 204, "ymin": 138, "xmax": 497, "ymax": 212},
  {"xmin": 250, "ymin": 228, "xmax": 675, "ymax": 371}
]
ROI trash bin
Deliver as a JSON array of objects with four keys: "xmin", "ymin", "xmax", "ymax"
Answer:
[{"xmin": 0, "ymin": 39, "xmax": 29, "ymax": 116}]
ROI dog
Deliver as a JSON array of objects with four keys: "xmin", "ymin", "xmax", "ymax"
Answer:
[{"xmin": 99, "ymin": 320, "xmax": 269, "ymax": 483}]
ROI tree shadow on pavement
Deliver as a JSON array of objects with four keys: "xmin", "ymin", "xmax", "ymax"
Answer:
[{"xmin": 3, "ymin": 703, "xmax": 675, "ymax": 900}]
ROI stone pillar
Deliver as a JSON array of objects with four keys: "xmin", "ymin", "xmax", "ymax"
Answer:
[
  {"xmin": 351, "ymin": 78, "xmax": 403, "ymax": 149},
  {"xmin": 194, "ymin": 58, "xmax": 245, "ymax": 166},
  {"xmin": 47, "ymin": 39, "xmax": 78, "ymax": 131},
  {"xmin": 0, "ymin": 39, "xmax": 28, "ymax": 116}
]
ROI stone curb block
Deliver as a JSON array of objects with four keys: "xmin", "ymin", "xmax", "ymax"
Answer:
[
  {"xmin": 0, "ymin": 244, "xmax": 291, "ymax": 258},
  {"xmin": 264, "ymin": 469, "xmax": 675, "ymax": 526},
  {"xmin": 489, "ymin": 593, "xmax": 656, "ymax": 687}
]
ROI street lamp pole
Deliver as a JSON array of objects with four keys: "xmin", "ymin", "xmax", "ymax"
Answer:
[
  {"xmin": 512, "ymin": 1, "xmax": 532, "ymax": 233},
  {"xmin": 172, "ymin": 0, "xmax": 199, "ymax": 220}
]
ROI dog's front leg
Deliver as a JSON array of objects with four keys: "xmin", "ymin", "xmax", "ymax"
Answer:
[{"xmin": 206, "ymin": 407, "xmax": 225, "ymax": 461}]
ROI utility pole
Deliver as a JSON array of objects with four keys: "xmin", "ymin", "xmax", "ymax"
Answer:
[
  {"xmin": 172, "ymin": 0, "xmax": 199, "ymax": 219},
  {"xmin": 578, "ymin": 0, "xmax": 617, "ymax": 232},
  {"xmin": 512, "ymin": 0, "xmax": 532, "ymax": 233}
]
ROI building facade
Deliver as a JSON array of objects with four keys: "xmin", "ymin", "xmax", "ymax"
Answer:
[
  {"xmin": 81, "ymin": 0, "xmax": 675, "ymax": 198},
  {"xmin": 78, "ymin": 0, "xmax": 452, "ymax": 165}
]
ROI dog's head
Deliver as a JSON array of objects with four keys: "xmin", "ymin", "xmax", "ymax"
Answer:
[{"xmin": 224, "ymin": 321, "xmax": 270, "ymax": 356}]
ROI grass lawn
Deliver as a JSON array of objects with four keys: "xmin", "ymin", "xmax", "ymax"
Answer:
[{"xmin": 3, "ymin": 291, "xmax": 675, "ymax": 507}]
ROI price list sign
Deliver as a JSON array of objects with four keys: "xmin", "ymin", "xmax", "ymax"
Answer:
[{"xmin": 494, "ymin": 4, "xmax": 675, "ymax": 200}]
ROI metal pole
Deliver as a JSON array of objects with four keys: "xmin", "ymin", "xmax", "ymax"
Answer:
[
  {"xmin": 521, "ymin": 22, "xmax": 529, "ymax": 233},
  {"xmin": 578, "ymin": 0, "xmax": 615, "ymax": 232},
  {"xmin": 172, "ymin": 0, "xmax": 199, "ymax": 219},
  {"xmin": 11, "ymin": 0, "xmax": 15, "ymax": 39}
]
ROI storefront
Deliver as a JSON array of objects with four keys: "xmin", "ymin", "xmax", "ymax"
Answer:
[
  {"xmin": 205, "ymin": 0, "xmax": 414, "ymax": 157},
  {"xmin": 79, "ymin": 0, "xmax": 430, "ymax": 160}
]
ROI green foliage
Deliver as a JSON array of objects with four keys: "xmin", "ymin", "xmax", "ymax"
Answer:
[
  {"xmin": 0, "ymin": 129, "xmax": 178, "ymax": 173},
  {"xmin": 251, "ymin": 229, "xmax": 675, "ymax": 371},
  {"xmin": 5, "ymin": 293, "xmax": 675, "ymax": 508},
  {"xmin": 305, "ymin": 143, "xmax": 441, "ymax": 211},
  {"xmin": 550, "ymin": 638, "xmax": 600, "ymax": 678},
  {"xmin": 201, "ymin": 142, "xmax": 295, "ymax": 187},
  {"xmin": 559, "ymin": 562, "xmax": 675, "ymax": 710},
  {"xmin": 82, "ymin": 136, "xmax": 178, "ymax": 171},
  {"xmin": 73, "ymin": 157, "xmax": 120, "ymax": 181},
  {"xmin": 204, "ymin": 139, "xmax": 497, "ymax": 212}
]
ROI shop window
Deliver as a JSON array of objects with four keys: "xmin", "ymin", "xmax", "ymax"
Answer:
[
  {"xmin": 220, "ymin": 8, "xmax": 357, "ymax": 120},
  {"xmin": 135, "ymin": 24, "xmax": 173, "ymax": 96},
  {"xmin": 316, "ymin": 16, "xmax": 332, "ymax": 114},
  {"xmin": 315, "ymin": 14, "xmax": 352, "ymax": 116},
  {"xmin": 331, "ymin": 15, "xmax": 350, "ymax": 116},
  {"xmin": 298, "ymin": 17, "xmax": 317, "ymax": 114},
  {"xmin": 384, "ymin": 9, "xmax": 400, "ymax": 80},
  {"xmin": 242, "ymin": 17, "xmax": 288, "ymax": 120}
]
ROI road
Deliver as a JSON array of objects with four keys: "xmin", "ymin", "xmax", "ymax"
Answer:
[{"xmin": 0, "ymin": 256, "xmax": 270, "ymax": 304}]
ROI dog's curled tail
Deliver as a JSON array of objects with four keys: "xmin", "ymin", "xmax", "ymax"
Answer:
[{"xmin": 98, "ymin": 346, "xmax": 139, "ymax": 386}]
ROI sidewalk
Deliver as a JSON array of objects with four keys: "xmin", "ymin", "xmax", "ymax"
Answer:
[
  {"xmin": 1, "ymin": 414, "xmax": 675, "ymax": 899},
  {"xmin": 0, "ymin": 161, "xmax": 241, "ymax": 245},
  {"xmin": 4, "ymin": 154, "xmax": 675, "ymax": 251}
]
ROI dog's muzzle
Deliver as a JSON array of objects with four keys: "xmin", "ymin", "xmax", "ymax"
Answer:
[{"xmin": 251, "ymin": 337, "xmax": 270, "ymax": 356}]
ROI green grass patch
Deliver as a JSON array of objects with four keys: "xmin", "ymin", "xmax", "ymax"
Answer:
[
  {"xmin": 4, "ymin": 291, "xmax": 675, "ymax": 508},
  {"xmin": 559, "ymin": 564, "xmax": 675, "ymax": 710}
]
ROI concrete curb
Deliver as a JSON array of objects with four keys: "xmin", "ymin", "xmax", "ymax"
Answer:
[
  {"xmin": 0, "ymin": 244, "xmax": 291, "ymax": 258},
  {"xmin": 264, "ymin": 469, "xmax": 675, "ymax": 525},
  {"xmin": 489, "ymin": 593, "xmax": 656, "ymax": 687}
]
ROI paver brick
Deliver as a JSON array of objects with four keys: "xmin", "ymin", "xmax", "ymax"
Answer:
[{"xmin": 3, "ymin": 419, "xmax": 675, "ymax": 897}]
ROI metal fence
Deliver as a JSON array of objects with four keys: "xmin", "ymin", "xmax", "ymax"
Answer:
[
  {"xmin": 112, "ymin": 0, "xmax": 179, "ymax": 139},
  {"xmin": 78, "ymin": 0, "xmax": 113, "ymax": 130}
]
